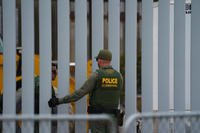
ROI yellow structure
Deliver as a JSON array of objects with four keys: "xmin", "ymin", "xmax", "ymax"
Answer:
[
  {"xmin": 0, "ymin": 53, "xmax": 20, "ymax": 94},
  {"xmin": 0, "ymin": 39, "xmax": 93, "ymax": 131}
]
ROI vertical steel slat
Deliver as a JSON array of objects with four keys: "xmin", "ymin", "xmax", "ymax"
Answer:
[
  {"xmin": 92, "ymin": 0, "xmax": 104, "ymax": 70},
  {"xmin": 21, "ymin": 0, "xmax": 34, "ymax": 132},
  {"xmin": 174, "ymin": 0, "xmax": 186, "ymax": 132},
  {"xmin": 174, "ymin": 0, "xmax": 185, "ymax": 112},
  {"xmin": 185, "ymin": 0, "xmax": 191, "ymax": 112},
  {"xmin": 39, "ymin": 0, "xmax": 52, "ymax": 132},
  {"xmin": 57, "ymin": 0, "xmax": 70, "ymax": 133},
  {"xmin": 75, "ymin": 0, "xmax": 87, "ymax": 132},
  {"xmin": 152, "ymin": 2, "xmax": 159, "ymax": 112},
  {"xmin": 108, "ymin": 0, "xmax": 120, "ymax": 71},
  {"xmin": 2, "ymin": 0, "xmax": 16, "ymax": 132},
  {"xmin": 125, "ymin": 0, "xmax": 137, "ymax": 133},
  {"xmin": 158, "ymin": 0, "xmax": 170, "ymax": 132},
  {"xmin": 169, "ymin": 1, "xmax": 175, "ymax": 132},
  {"xmin": 191, "ymin": 0, "xmax": 200, "ymax": 111},
  {"xmin": 142, "ymin": 0, "xmax": 154, "ymax": 113},
  {"xmin": 169, "ymin": 0, "xmax": 174, "ymax": 112},
  {"xmin": 191, "ymin": 3, "xmax": 200, "ymax": 133},
  {"xmin": 142, "ymin": 1, "xmax": 154, "ymax": 133},
  {"xmin": 158, "ymin": 0, "xmax": 170, "ymax": 111}
]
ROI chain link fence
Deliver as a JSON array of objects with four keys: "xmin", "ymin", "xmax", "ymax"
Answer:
[{"xmin": 124, "ymin": 111, "xmax": 200, "ymax": 133}]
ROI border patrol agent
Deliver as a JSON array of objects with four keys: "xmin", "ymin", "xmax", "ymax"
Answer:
[{"xmin": 48, "ymin": 49, "xmax": 123, "ymax": 133}]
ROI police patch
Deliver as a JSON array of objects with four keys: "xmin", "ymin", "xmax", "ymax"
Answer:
[{"xmin": 101, "ymin": 78, "xmax": 118, "ymax": 88}]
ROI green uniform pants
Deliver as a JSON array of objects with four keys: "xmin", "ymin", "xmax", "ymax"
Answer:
[
  {"xmin": 89, "ymin": 115, "xmax": 118, "ymax": 133},
  {"xmin": 90, "ymin": 121, "xmax": 109, "ymax": 133}
]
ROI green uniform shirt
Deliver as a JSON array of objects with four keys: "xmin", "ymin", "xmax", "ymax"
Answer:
[
  {"xmin": 59, "ymin": 66, "xmax": 123, "ymax": 108},
  {"xmin": 59, "ymin": 72, "xmax": 97, "ymax": 104},
  {"xmin": 89, "ymin": 66, "xmax": 123, "ymax": 108}
]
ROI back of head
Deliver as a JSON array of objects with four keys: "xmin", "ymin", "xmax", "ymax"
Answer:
[{"xmin": 95, "ymin": 49, "xmax": 112, "ymax": 61}]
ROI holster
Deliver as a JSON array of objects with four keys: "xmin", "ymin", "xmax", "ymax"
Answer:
[{"xmin": 116, "ymin": 110, "xmax": 124, "ymax": 126}]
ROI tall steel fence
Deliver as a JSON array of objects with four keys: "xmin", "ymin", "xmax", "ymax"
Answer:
[{"xmin": 1, "ymin": 0, "xmax": 200, "ymax": 133}]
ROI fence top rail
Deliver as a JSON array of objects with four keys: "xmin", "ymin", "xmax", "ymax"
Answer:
[
  {"xmin": 0, "ymin": 114, "xmax": 117, "ymax": 133},
  {"xmin": 124, "ymin": 111, "xmax": 200, "ymax": 133},
  {"xmin": 0, "ymin": 114, "xmax": 113, "ymax": 121}
]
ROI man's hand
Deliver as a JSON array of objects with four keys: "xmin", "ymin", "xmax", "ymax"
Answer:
[{"xmin": 48, "ymin": 96, "xmax": 59, "ymax": 108}]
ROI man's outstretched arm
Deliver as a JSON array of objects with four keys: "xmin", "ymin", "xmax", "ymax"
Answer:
[{"xmin": 48, "ymin": 73, "xmax": 97, "ymax": 107}]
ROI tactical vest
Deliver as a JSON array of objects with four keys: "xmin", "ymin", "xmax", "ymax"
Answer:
[{"xmin": 89, "ymin": 67, "xmax": 122, "ymax": 109}]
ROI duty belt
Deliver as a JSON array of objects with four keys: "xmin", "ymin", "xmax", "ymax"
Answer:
[{"xmin": 87, "ymin": 106, "xmax": 118, "ymax": 114}]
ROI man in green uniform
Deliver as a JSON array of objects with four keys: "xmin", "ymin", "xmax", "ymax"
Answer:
[{"xmin": 48, "ymin": 49, "xmax": 123, "ymax": 133}]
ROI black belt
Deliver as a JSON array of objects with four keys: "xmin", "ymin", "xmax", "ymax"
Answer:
[{"xmin": 87, "ymin": 106, "xmax": 118, "ymax": 115}]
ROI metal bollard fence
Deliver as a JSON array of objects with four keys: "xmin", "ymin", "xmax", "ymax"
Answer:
[
  {"xmin": 0, "ymin": 114, "xmax": 117, "ymax": 133},
  {"xmin": 123, "ymin": 111, "xmax": 200, "ymax": 133}
]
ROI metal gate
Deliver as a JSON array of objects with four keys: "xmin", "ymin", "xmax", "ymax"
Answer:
[
  {"xmin": 0, "ymin": 114, "xmax": 116, "ymax": 133},
  {"xmin": 124, "ymin": 112, "xmax": 200, "ymax": 133}
]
